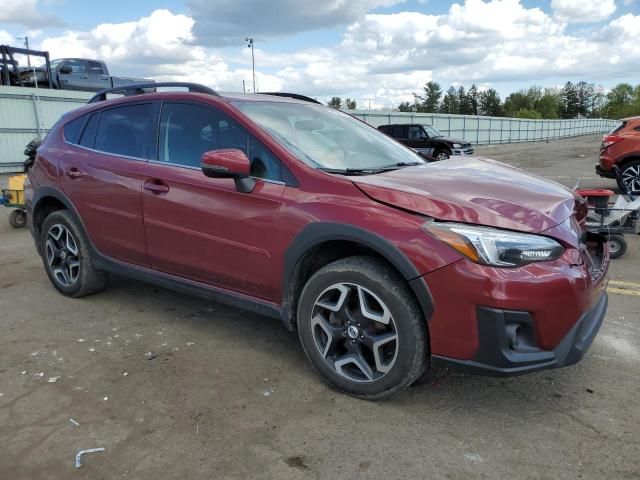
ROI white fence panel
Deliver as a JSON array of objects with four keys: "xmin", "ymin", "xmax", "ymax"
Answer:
[
  {"xmin": 349, "ymin": 111, "xmax": 620, "ymax": 146},
  {"xmin": 0, "ymin": 86, "xmax": 622, "ymax": 173}
]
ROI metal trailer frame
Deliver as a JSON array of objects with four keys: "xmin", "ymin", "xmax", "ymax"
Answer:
[{"xmin": 0, "ymin": 45, "xmax": 53, "ymax": 88}]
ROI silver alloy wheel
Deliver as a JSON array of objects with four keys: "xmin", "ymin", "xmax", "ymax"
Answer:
[
  {"xmin": 311, "ymin": 282, "xmax": 399, "ymax": 383},
  {"xmin": 436, "ymin": 151, "xmax": 450, "ymax": 161},
  {"xmin": 45, "ymin": 224, "xmax": 80, "ymax": 287},
  {"xmin": 622, "ymin": 165, "xmax": 640, "ymax": 194}
]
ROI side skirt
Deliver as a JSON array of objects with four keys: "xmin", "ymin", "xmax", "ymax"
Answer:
[{"xmin": 93, "ymin": 253, "xmax": 282, "ymax": 320}]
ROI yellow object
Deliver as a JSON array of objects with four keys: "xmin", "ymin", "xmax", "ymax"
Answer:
[
  {"xmin": 3, "ymin": 174, "xmax": 26, "ymax": 206},
  {"xmin": 8, "ymin": 174, "xmax": 26, "ymax": 191}
]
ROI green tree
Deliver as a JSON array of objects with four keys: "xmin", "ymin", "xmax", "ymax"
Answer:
[
  {"xmin": 398, "ymin": 101, "xmax": 415, "ymax": 112},
  {"xmin": 503, "ymin": 91, "xmax": 529, "ymax": 117},
  {"xmin": 479, "ymin": 89, "xmax": 502, "ymax": 116},
  {"xmin": 561, "ymin": 82, "xmax": 580, "ymax": 118},
  {"xmin": 515, "ymin": 108, "xmax": 543, "ymax": 119},
  {"xmin": 328, "ymin": 97, "xmax": 342, "ymax": 109},
  {"xmin": 344, "ymin": 98, "xmax": 357, "ymax": 109},
  {"xmin": 467, "ymin": 84, "xmax": 480, "ymax": 115},
  {"xmin": 415, "ymin": 81, "xmax": 442, "ymax": 113},
  {"xmin": 440, "ymin": 86, "xmax": 459, "ymax": 114}
]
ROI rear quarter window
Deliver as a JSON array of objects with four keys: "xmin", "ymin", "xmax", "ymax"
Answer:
[{"xmin": 63, "ymin": 115, "xmax": 86, "ymax": 144}]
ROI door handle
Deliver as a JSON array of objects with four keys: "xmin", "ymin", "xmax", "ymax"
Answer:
[
  {"xmin": 64, "ymin": 167, "xmax": 83, "ymax": 179},
  {"xmin": 143, "ymin": 180, "xmax": 170, "ymax": 194}
]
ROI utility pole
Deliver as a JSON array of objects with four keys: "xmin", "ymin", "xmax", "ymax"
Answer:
[
  {"xmin": 245, "ymin": 37, "xmax": 256, "ymax": 93},
  {"xmin": 16, "ymin": 36, "xmax": 31, "ymax": 67}
]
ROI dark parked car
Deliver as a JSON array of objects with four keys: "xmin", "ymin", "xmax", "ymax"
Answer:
[
  {"xmin": 25, "ymin": 83, "xmax": 609, "ymax": 399},
  {"xmin": 378, "ymin": 124, "xmax": 473, "ymax": 160},
  {"xmin": 596, "ymin": 116, "xmax": 640, "ymax": 195}
]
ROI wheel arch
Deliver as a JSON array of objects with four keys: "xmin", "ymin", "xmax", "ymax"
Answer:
[
  {"xmin": 281, "ymin": 222, "xmax": 434, "ymax": 331},
  {"xmin": 31, "ymin": 186, "xmax": 88, "ymax": 254},
  {"xmin": 617, "ymin": 154, "xmax": 640, "ymax": 169}
]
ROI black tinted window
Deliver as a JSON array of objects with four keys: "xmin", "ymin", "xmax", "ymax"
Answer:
[
  {"xmin": 159, "ymin": 102, "xmax": 282, "ymax": 181},
  {"xmin": 87, "ymin": 61, "xmax": 105, "ymax": 74},
  {"xmin": 63, "ymin": 115, "xmax": 85, "ymax": 144},
  {"xmin": 79, "ymin": 112, "xmax": 100, "ymax": 148},
  {"xmin": 391, "ymin": 125, "xmax": 406, "ymax": 138},
  {"xmin": 95, "ymin": 104, "xmax": 156, "ymax": 159}
]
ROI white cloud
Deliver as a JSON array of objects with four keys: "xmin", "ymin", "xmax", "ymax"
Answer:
[
  {"xmin": 187, "ymin": 0, "xmax": 402, "ymax": 45},
  {"xmin": 0, "ymin": 30, "xmax": 14, "ymax": 44},
  {"xmin": 0, "ymin": 0, "xmax": 63, "ymax": 28},
  {"xmin": 551, "ymin": 0, "xmax": 616, "ymax": 23},
  {"xmin": 19, "ymin": 1, "xmax": 640, "ymax": 109}
]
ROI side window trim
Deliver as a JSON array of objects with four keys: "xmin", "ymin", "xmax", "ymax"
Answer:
[{"xmin": 156, "ymin": 100, "xmax": 294, "ymax": 186}]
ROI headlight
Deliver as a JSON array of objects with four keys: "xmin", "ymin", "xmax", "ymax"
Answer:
[
  {"xmin": 452, "ymin": 143, "xmax": 461, "ymax": 148},
  {"xmin": 423, "ymin": 221, "xmax": 564, "ymax": 267}
]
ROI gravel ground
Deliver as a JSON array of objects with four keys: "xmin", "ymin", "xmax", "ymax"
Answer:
[{"xmin": 0, "ymin": 134, "xmax": 639, "ymax": 479}]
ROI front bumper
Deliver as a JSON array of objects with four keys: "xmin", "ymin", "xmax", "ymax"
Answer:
[
  {"xmin": 432, "ymin": 293, "xmax": 607, "ymax": 375},
  {"xmin": 595, "ymin": 164, "xmax": 615, "ymax": 179},
  {"xmin": 452, "ymin": 148, "xmax": 474, "ymax": 156},
  {"xmin": 422, "ymin": 231, "xmax": 609, "ymax": 376}
]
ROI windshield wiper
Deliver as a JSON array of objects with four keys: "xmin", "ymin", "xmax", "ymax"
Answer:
[{"xmin": 318, "ymin": 162, "xmax": 423, "ymax": 176}]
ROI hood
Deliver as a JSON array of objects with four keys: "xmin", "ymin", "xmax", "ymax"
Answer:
[{"xmin": 352, "ymin": 157, "xmax": 577, "ymax": 233}]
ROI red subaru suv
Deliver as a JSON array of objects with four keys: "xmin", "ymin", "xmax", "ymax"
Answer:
[
  {"xmin": 25, "ymin": 83, "xmax": 609, "ymax": 399},
  {"xmin": 597, "ymin": 116, "xmax": 640, "ymax": 194}
]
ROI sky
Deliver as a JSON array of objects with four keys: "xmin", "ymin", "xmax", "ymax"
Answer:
[{"xmin": 1, "ymin": 0, "xmax": 639, "ymax": 109}]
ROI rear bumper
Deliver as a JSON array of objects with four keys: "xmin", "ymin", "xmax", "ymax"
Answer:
[{"xmin": 431, "ymin": 293, "xmax": 607, "ymax": 376}]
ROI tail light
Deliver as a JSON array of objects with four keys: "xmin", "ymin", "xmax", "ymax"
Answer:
[{"xmin": 601, "ymin": 134, "xmax": 623, "ymax": 150}]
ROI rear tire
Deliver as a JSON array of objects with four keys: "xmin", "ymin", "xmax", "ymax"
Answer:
[
  {"xmin": 9, "ymin": 209, "xmax": 26, "ymax": 228},
  {"xmin": 40, "ymin": 210, "xmax": 109, "ymax": 297},
  {"xmin": 608, "ymin": 234, "xmax": 627, "ymax": 259},
  {"xmin": 297, "ymin": 256, "xmax": 428, "ymax": 400}
]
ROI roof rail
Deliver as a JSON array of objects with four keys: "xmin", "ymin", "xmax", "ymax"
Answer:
[
  {"xmin": 88, "ymin": 82, "xmax": 220, "ymax": 104},
  {"xmin": 259, "ymin": 92, "xmax": 322, "ymax": 104}
]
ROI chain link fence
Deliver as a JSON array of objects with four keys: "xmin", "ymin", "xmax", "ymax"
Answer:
[{"xmin": 349, "ymin": 111, "xmax": 620, "ymax": 145}]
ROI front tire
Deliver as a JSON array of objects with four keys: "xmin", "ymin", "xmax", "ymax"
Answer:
[
  {"xmin": 297, "ymin": 256, "xmax": 428, "ymax": 400},
  {"xmin": 434, "ymin": 149, "xmax": 450, "ymax": 161},
  {"xmin": 40, "ymin": 210, "xmax": 109, "ymax": 297},
  {"xmin": 617, "ymin": 160, "xmax": 640, "ymax": 195}
]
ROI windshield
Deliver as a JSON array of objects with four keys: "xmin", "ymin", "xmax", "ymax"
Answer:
[
  {"xmin": 422, "ymin": 125, "xmax": 443, "ymax": 138},
  {"xmin": 233, "ymin": 101, "xmax": 426, "ymax": 171}
]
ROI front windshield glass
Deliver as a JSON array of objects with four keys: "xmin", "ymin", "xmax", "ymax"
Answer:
[
  {"xmin": 422, "ymin": 125, "xmax": 443, "ymax": 138},
  {"xmin": 233, "ymin": 101, "xmax": 426, "ymax": 171}
]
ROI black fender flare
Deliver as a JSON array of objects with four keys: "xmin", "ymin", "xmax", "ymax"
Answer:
[{"xmin": 281, "ymin": 222, "xmax": 434, "ymax": 330}]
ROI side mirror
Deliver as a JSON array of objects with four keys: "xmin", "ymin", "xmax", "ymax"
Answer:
[
  {"xmin": 201, "ymin": 149, "xmax": 255, "ymax": 193},
  {"xmin": 59, "ymin": 65, "xmax": 72, "ymax": 74}
]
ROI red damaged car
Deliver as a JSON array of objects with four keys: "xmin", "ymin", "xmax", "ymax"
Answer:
[{"xmin": 25, "ymin": 83, "xmax": 609, "ymax": 399}]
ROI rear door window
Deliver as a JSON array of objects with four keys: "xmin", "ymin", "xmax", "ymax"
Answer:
[
  {"xmin": 87, "ymin": 61, "xmax": 105, "ymax": 75},
  {"xmin": 94, "ymin": 103, "xmax": 158, "ymax": 159}
]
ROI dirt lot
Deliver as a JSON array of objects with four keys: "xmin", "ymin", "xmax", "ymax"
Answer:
[{"xmin": 1, "ymin": 134, "xmax": 639, "ymax": 479}]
